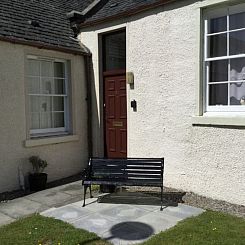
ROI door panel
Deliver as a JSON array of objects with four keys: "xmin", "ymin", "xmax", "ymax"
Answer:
[{"xmin": 105, "ymin": 74, "xmax": 127, "ymax": 158}]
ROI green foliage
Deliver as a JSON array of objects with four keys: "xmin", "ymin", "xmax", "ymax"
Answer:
[
  {"xmin": 29, "ymin": 156, "xmax": 48, "ymax": 173},
  {"xmin": 142, "ymin": 210, "xmax": 245, "ymax": 245},
  {"xmin": 0, "ymin": 214, "xmax": 109, "ymax": 245}
]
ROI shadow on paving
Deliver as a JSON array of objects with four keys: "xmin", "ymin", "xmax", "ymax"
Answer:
[
  {"xmin": 106, "ymin": 222, "xmax": 154, "ymax": 241},
  {"xmin": 97, "ymin": 191, "xmax": 186, "ymax": 207}
]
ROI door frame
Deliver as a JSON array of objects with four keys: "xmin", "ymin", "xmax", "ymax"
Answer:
[{"xmin": 99, "ymin": 28, "xmax": 127, "ymax": 158}]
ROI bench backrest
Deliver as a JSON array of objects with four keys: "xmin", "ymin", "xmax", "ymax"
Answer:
[{"xmin": 88, "ymin": 158, "xmax": 164, "ymax": 184}]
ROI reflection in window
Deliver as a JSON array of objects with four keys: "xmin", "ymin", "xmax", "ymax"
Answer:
[
  {"xmin": 209, "ymin": 60, "xmax": 228, "ymax": 82},
  {"xmin": 230, "ymin": 58, "xmax": 245, "ymax": 81},
  {"xmin": 209, "ymin": 84, "xmax": 228, "ymax": 105},
  {"xmin": 209, "ymin": 16, "xmax": 227, "ymax": 33},
  {"xmin": 230, "ymin": 30, "xmax": 245, "ymax": 55},
  {"xmin": 230, "ymin": 12, "xmax": 245, "ymax": 30},
  {"xmin": 103, "ymin": 31, "xmax": 126, "ymax": 71},
  {"xmin": 208, "ymin": 34, "xmax": 227, "ymax": 58}
]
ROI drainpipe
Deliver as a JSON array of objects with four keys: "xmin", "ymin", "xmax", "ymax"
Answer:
[{"xmin": 85, "ymin": 55, "xmax": 93, "ymax": 159}]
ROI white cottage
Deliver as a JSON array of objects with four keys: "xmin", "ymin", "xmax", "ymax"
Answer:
[
  {"xmin": 69, "ymin": 0, "xmax": 245, "ymax": 206},
  {"xmin": 0, "ymin": 0, "xmax": 244, "ymax": 206}
]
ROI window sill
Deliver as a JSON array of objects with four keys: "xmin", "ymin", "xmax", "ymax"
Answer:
[
  {"xmin": 25, "ymin": 135, "xmax": 79, "ymax": 148},
  {"xmin": 192, "ymin": 116, "xmax": 245, "ymax": 127}
]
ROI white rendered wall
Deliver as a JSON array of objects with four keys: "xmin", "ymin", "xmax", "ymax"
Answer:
[
  {"xmin": 0, "ymin": 41, "xmax": 88, "ymax": 193},
  {"xmin": 80, "ymin": 0, "xmax": 245, "ymax": 205}
]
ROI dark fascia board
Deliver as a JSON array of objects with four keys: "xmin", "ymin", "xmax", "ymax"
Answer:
[
  {"xmin": 79, "ymin": 0, "xmax": 178, "ymax": 28},
  {"xmin": 0, "ymin": 36, "xmax": 91, "ymax": 56},
  {"xmin": 67, "ymin": 0, "xmax": 104, "ymax": 21},
  {"xmin": 67, "ymin": 10, "xmax": 85, "ymax": 20}
]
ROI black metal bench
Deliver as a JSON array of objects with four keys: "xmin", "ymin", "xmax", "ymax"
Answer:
[{"xmin": 82, "ymin": 157, "xmax": 164, "ymax": 210}]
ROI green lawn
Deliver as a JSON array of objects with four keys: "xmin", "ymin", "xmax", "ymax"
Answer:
[
  {"xmin": 0, "ymin": 211, "xmax": 244, "ymax": 245},
  {"xmin": 142, "ymin": 211, "xmax": 245, "ymax": 245}
]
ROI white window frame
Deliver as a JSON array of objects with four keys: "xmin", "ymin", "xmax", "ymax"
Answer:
[
  {"xmin": 26, "ymin": 55, "xmax": 69, "ymax": 136},
  {"xmin": 204, "ymin": 3, "xmax": 245, "ymax": 114}
]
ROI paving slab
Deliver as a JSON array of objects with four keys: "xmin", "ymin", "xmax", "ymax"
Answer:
[
  {"xmin": 57, "ymin": 181, "xmax": 84, "ymax": 196},
  {"xmin": 73, "ymin": 198, "xmax": 122, "ymax": 212},
  {"xmin": 134, "ymin": 212, "xmax": 180, "ymax": 234},
  {"xmin": 41, "ymin": 204, "xmax": 93, "ymax": 222},
  {"xmin": 25, "ymin": 189, "xmax": 72, "ymax": 207},
  {"xmin": 0, "ymin": 198, "xmax": 49, "ymax": 219},
  {"xmin": 100, "ymin": 204, "xmax": 148, "ymax": 222},
  {"xmin": 0, "ymin": 212, "xmax": 16, "ymax": 226},
  {"xmin": 154, "ymin": 203, "xmax": 204, "ymax": 219},
  {"xmin": 72, "ymin": 213, "xmax": 119, "ymax": 236}
]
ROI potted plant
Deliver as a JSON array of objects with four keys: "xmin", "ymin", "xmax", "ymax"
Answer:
[{"xmin": 28, "ymin": 156, "xmax": 48, "ymax": 191}]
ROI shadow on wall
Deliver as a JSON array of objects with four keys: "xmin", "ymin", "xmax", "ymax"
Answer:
[{"xmin": 85, "ymin": 51, "xmax": 103, "ymax": 158}]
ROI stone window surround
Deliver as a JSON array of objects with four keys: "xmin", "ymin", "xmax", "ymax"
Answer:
[{"xmin": 23, "ymin": 48, "xmax": 79, "ymax": 147}]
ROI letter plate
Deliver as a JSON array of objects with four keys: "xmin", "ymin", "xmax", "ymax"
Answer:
[{"xmin": 113, "ymin": 121, "xmax": 123, "ymax": 127}]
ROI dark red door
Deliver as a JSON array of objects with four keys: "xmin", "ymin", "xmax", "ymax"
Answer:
[{"xmin": 104, "ymin": 72, "xmax": 127, "ymax": 158}]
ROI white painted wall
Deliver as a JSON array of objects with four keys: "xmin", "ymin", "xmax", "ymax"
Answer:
[
  {"xmin": 79, "ymin": 0, "xmax": 245, "ymax": 206},
  {"xmin": 0, "ymin": 41, "xmax": 88, "ymax": 193}
]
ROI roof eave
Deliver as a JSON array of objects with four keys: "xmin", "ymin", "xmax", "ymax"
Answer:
[
  {"xmin": 79, "ymin": 0, "xmax": 177, "ymax": 29},
  {"xmin": 0, "ymin": 36, "xmax": 91, "ymax": 56}
]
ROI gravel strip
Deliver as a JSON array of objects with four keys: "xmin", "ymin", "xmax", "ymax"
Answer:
[{"xmin": 126, "ymin": 186, "xmax": 245, "ymax": 218}]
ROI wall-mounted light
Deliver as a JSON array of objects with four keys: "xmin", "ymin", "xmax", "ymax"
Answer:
[{"xmin": 126, "ymin": 72, "xmax": 134, "ymax": 85}]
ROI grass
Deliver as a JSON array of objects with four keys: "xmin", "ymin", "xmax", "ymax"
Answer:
[
  {"xmin": 0, "ymin": 215, "xmax": 109, "ymax": 245},
  {"xmin": 0, "ymin": 211, "xmax": 244, "ymax": 245},
  {"xmin": 142, "ymin": 211, "xmax": 245, "ymax": 245}
]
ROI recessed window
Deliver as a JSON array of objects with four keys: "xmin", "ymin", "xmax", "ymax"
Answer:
[
  {"xmin": 204, "ymin": 4, "xmax": 245, "ymax": 112},
  {"xmin": 26, "ymin": 56, "xmax": 69, "ymax": 136}
]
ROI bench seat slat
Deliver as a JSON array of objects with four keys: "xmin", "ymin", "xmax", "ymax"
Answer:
[
  {"xmin": 83, "ymin": 179, "xmax": 162, "ymax": 187},
  {"xmin": 92, "ymin": 160, "xmax": 163, "ymax": 166},
  {"xmin": 93, "ymin": 166, "xmax": 162, "ymax": 170}
]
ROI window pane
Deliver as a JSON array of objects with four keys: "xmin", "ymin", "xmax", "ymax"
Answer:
[
  {"xmin": 40, "ymin": 96, "xmax": 52, "ymax": 112},
  {"xmin": 230, "ymin": 30, "xmax": 245, "ymax": 55},
  {"xmin": 209, "ymin": 84, "xmax": 228, "ymax": 105},
  {"xmin": 53, "ymin": 97, "xmax": 64, "ymax": 111},
  {"xmin": 30, "ymin": 113, "xmax": 40, "ymax": 129},
  {"xmin": 30, "ymin": 96, "xmax": 39, "ymax": 112},
  {"xmin": 40, "ymin": 112, "xmax": 52, "ymax": 129},
  {"xmin": 230, "ymin": 12, "xmax": 245, "ymax": 30},
  {"xmin": 208, "ymin": 34, "xmax": 227, "ymax": 57},
  {"xmin": 230, "ymin": 58, "xmax": 245, "ymax": 81},
  {"xmin": 28, "ymin": 77, "xmax": 40, "ymax": 94},
  {"xmin": 209, "ymin": 16, "xmax": 227, "ymax": 33},
  {"xmin": 54, "ymin": 62, "xmax": 65, "ymax": 78},
  {"xmin": 103, "ymin": 31, "xmax": 126, "ymax": 71},
  {"xmin": 209, "ymin": 60, "xmax": 228, "ymax": 82},
  {"xmin": 53, "ymin": 112, "xmax": 65, "ymax": 128},
  {"xmin": 54, "ymin": 79, "xmax": 65, "ymax": 94},
  {"xmin": 230, "ymin": 82, "xmax": 245, "ymax": 105},
  {"xmin": 41, "ymin": 78, "xmax": 53, "ymax": 94},
  {"xmin": 27, "ymin": 59, "xmax": 39, "ymax": 76},
  {"xmin": 41, "ymin": 61, "xmax": 52, "ymax": 77}
]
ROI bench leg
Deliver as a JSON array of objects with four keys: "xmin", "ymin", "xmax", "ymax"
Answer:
[
  {"xmin": 83, "ymin": 185, "xmax": 88, "ymax": 207},
  {"xmin": 160, "ymin": 186, "xmax": 163, "ymax": 211},
  {"xmin": 89, "ymin": 185, "xmax": 93, "ymax": 198}
]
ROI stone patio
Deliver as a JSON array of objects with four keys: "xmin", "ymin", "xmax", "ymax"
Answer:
[
  {"xmin": 41, "ymin": 192, "xmax": 204, "ymax": 245},
  {"xmin": 0, "ymin": 181, "xmax": 204, "ymax": 244}
]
